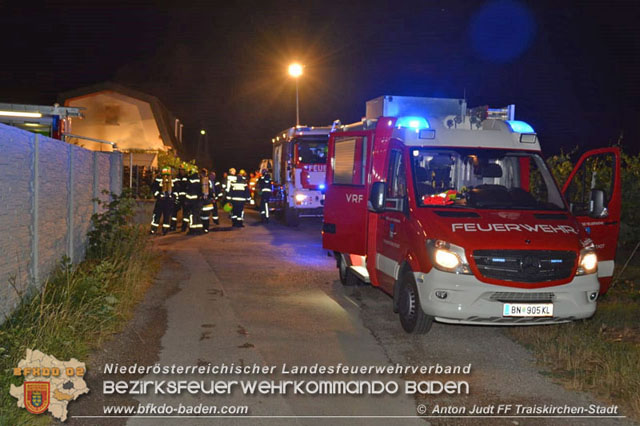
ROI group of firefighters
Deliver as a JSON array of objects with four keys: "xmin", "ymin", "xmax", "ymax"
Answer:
[{"xmin": 150, "ymin": 165, "xmax": 273, "ymax": 235}]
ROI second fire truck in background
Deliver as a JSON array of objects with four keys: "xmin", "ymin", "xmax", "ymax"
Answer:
[{"xmin": 268, "ymin": 125, "xmax": 333, "ymax": 226}]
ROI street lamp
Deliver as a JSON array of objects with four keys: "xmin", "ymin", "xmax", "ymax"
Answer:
[
  {"xmin": 288, "ymin": 62, "xmax": 303, "ymax": 126},
  {"xmin": 200, "ymin": 129, "xmax": 206, "ymax": 135}
]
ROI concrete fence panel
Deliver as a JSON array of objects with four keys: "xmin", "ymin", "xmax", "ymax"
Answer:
[{"xmin": 0, "ymin": 124, "xmax": 122, "ymax": 322}]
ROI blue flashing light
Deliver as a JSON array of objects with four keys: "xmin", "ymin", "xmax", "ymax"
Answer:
[
  {"xmin": 319, "ymin": 183, "xmax": 326, "ymax": 190},
  {"xmin": 396, "ymin": 116, "xmax": 430, "ymax": 130},
  {"xmin": 506, "ymin": 120, "xmax": 535, "ymax": 134},
  {"xmin": 492, "ymin": 258, "xmax": 506, "ymax": 263},
  {"xmin": 550, "ymin": 259, "xmax": 562, "ymax": 264}
]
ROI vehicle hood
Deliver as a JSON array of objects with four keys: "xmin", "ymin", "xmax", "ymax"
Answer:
[{"xmin": 415, "ymin": 209, "xmax": 590, "ymax": 252}]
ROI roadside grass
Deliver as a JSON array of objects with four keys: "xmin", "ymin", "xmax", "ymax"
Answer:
[
  {"xmin": 507, "ymin": 250, "xmax": 640, "ymax": 421},
  {"xmin": 0, "ymin": 192, "xmax": 159, "ymax": 425}
]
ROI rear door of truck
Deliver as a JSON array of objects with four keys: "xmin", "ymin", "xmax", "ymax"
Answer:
[
  {"xmin": 322, "ymin": 131, "xmax": 373, "ymax": 255},
  {"xmin": 562, "ymin": 147, "xmax": 621, "ymax": 293}
]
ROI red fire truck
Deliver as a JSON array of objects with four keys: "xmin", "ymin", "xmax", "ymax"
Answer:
[
  {"xmin": 270, "ymin": 125, "xmax": 333, "ymax": 226},
  {"xmin": 323, "ymin": 96, "xmax": 620, "ymax": 334}
]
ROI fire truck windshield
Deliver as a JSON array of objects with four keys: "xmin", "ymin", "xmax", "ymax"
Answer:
[
  {"xmin": 294, "ymin": 138, "xmax": 328, "ymax": 164},
  {"xmin": 411, "ymin": 148, "xmax": 566, "ymax": 211}
]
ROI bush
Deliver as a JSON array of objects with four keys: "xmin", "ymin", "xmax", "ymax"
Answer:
[
  {"xmin": 620, "ymin": 152, "xmax": 640, "ymax": 243},
  {"xmin": 86, "ymin": 189, "xmax": 135, "ymax": 259},
  {"xmin": 158, "ymin": 151, "xmax": 197, "ymax": 173}
]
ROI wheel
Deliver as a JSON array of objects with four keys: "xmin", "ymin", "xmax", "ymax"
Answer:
[
  {"xmin": 283, "ymin": 202, "xmax": 299, "ymax": 227},
  {"xmin": 345, "ymin": 269, "xmax": 363, "ymax": 286},
  {"xmin": 338, "ymin": 254, "xmax": 364, "ymax": 286},
  {"xmin": 397, "ymin": 271, "xmax": 433, "ymax": 334},
  {"xmin": 338, "ymin": 255, "xmax": 348, "ymax": 285}
]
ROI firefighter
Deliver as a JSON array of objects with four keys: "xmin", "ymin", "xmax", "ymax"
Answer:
[
  {"xmin": 248, "ymin": 172, "xmax": 257, "ymax": 206},
  {"xmin": 225, "ymin": 168, "xmax": 238, "ymax": 197},
  {"xmin": 171, "ymin": 166, "xmax": 188, "ymax": 231},
  {"xmin": 150, "ymin": 167, "xmax": 176, "ymax": 235},
  {"xmin": 210, "ymin": 171, "xmax": 223, "ymax": 225},
  {"xmin": 224, "ymin": 168, "xmax": 238, "ymax": 219},
  {"xmin": 229, "ymin": 169, "xmax": 250, "ymax": 227},
  {"xmin": 185, "ymin": 167, "xmax": 203, "ymax": 234},
  {"xmin": 257, "ymin": 169, "xmax": 273, "ymax": 223},
  {"xmin": 199, "ymin": 168, "xmax": 214, "ymax": 233}
]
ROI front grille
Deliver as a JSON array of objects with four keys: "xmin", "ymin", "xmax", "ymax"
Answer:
[
  {"xmin": 489, "ymin": 292, "xmax": 555, "ymax": 303},
  {"xmin": 473, "ymin": 250, "xmax": 576, "ymax": 283}
]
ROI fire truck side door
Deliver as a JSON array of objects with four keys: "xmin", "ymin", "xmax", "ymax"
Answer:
[
  {"xmin": 373, "ymin": 142, "xmax": 409, "ymax": 294},
  {"xmin": 562, "ymin": 147, "xmax": 621, "ymax": 293},
  {"xmin": 322, "ymin": 131, "xmax": 372, "ymax": 255}
]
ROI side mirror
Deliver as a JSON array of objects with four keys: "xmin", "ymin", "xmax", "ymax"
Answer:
[
  {"xmin": 368, "ymin": 182, "xmax": 386, "ymax": 212},
  {"xmin": 589, "ymin": 189, "xmax": 607, "ymax": 218}
]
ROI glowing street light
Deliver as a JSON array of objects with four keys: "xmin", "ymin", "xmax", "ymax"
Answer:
[
  {"xmin": 288, "ymin": 62, "xmax": 303, "ymax": 126},
  {"xmin": 288, "ymin": 63, "xmax": 303, "ymax": 78},
  {"xmin": 200, "ymin": 129, "xmax": 206, "ymax": 135}
]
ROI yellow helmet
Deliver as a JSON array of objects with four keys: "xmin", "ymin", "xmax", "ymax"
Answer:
[
  {"xmin": 229, "ymin": 168, "xmax": 237, "ymax": 175},
  {"xmin": 239, "ymin": 169, "xmax": 247, "ymax": 176}
]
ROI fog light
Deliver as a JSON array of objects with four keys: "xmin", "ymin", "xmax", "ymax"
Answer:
[
  {"xmin": 435, "ymin": 290, "xmax": 448, "ymax": 300},
  {"xmin": 589, "ymin": 291, "xmax": 598, "ymax": 302}
]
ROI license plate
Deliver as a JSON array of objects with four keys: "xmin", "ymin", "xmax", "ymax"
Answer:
[{"xmin": 503, "ymin": 303, "xmax": 553, "ymax": 317}]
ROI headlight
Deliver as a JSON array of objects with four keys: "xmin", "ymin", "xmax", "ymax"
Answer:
[
  {"xmin": 576, "ymin": 250, "xmax": 597, "ymax": 275},
  {"xmin": 435, "ymin": 249, "xmax": 460, "ymax": 269},
  {"xmin": 427, "ymin": 240, "xmax": 471, "ymax": 274},
  {"xmin": 295, "ymin": 193, "xmax": 307, "ymax": 202}
]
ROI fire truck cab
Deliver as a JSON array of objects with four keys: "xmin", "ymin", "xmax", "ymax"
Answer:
[
  {"xmin": 271, "ymin": 125, "xmax": 332, "ymax": 226},
  {"xmin": 323, "ymin": 96, "xmax": 621, "ymax": 334}
]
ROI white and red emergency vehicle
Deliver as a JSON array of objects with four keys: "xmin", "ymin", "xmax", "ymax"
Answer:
[
  {"xmin": 323, "ymin": 96, "xmax": 621, "ymax": 334},
  {"xmin": 271, "ymin": 125, "xmax": 332, "ymax": 225}
]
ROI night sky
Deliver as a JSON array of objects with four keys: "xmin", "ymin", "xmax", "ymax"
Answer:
[{"xmin": 1, "ymin": 0, "xmax": 639, "ymax": 173}]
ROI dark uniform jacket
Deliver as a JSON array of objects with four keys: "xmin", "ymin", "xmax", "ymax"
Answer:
[
  {"xmin": 186, "ymin": 172, "xmax": 203, "ymax": 200},
  {"xmin": 152, "ymin": 176, "xmax": 176, "ymax": 200},
  {"xmin": 229, "ymin": 176, "xmax": 250, "ymax": 202},
  {"xmin": 257, "ymin": 174, "xmax": 273, "ymax": 194}
]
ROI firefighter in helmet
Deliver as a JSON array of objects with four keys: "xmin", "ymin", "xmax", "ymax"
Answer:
[
  {"xmin": 229, "ymin": 169, "xmax": 250, "ymax": 227},
  {"xmin": 225, "ymin": 167, "xmax": 238, "ymax": 197},
  {"xmin": 257, "ymin": 168, "xmax": 273, "ymax": 223},
  {"xmin": 210, "ymin": 170, "xmax": 222, "ymax": 225},
  {"xmin": 150, "ymin": 167, "xmax": 176, "ymax": 235},
  {"xmin": 185, "ymin": 166, "xmax": 203, "ymax": 234},
  {"xmin": 171, "ymin": 165, "xmax": 188, "ymax": 231},
  {"xmin": 199, "ymin": 168, "xmax": 215, "ymax": 233}
]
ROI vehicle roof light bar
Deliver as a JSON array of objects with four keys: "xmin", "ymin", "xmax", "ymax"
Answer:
[
  {"xmin": 396, "ymin": 116, "xmax": 430, "ymax": 130},
  {"xmin": 506, "ymin": 120, "xmax": 535, "ymax": 134}
]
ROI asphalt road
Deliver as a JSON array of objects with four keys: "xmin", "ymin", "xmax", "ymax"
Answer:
[{"xmin": 68, "ymin": 209, "xmax": 634, "ymax": 426}]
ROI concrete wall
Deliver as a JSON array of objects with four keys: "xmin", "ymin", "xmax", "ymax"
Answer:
[{"xmin": 0, "ymin": 124, "xmax": 122, "ymax": 322}]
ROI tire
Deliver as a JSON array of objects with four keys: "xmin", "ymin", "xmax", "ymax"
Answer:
[
  {"xmin": 345, "ymin": 269, "xmax": 364, "ymax": 286},
  {"xmin": 338, "ymin": 254, "xmax": 364, "ymax": 286},
  {"xmin": 397, "ymin": 271, "xmax": 433, "ymax": 334},
  {"xmin": 338, "ymin": 255, "xmax": 348, "ymax": 285},
  {"xmin": 284, "ymin": 202, "xmax": 299, "ymax": 227}
]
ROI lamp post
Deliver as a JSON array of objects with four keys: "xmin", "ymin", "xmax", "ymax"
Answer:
[{"xmin": 288, "ymin": 62, "xmax": 303, "ymax": 126}]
